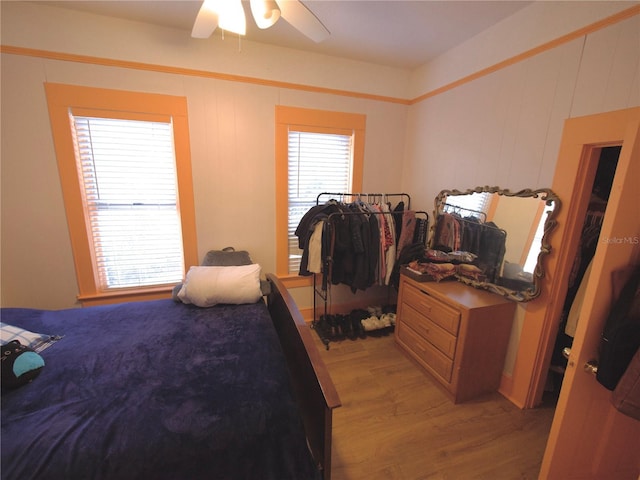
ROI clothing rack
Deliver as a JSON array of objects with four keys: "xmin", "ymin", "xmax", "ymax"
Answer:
[
  {"xmin": 316, "ymin": 209, "xmax": 430, "ymax": 290},
  {"xmin": 432, "ymin": 209, "xmax": 506, "ymax": 248},
  {"xmin": 432, "ymin": 210, "xmax": 507, "ymax": 284},
  {"xmin": 317, "ymin": 192, "xmax": 412, "ymax": 209},
  {"xmin": 305, "ymin": 193, "xmax": 428, "ymax": 347},
  {"xmin": 442, "ymin": 202, "xmax": 487, "ymax": 222}
]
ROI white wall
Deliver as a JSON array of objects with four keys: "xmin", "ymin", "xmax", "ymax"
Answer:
[
  {"xmin": 402, "ymin": 9, "xmax": 640, "ymax": 375},
  {"xmin": 408, "ymin": 1, "xmax": 636, "ymax": 98},
  {"xmin": 0, "ymin": 2, "xmax": 408, "ymax": 309},
  {"xmin": 403, "ymin": 12, "xmax": 640, "ymax": 210},
  {"xmin": 1, "ymin": 1, "xmax": 639, "ymax": 322}
]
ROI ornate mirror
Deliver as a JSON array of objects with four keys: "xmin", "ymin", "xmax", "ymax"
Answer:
[{"xmin": 432, "ymin": 186, "xmax": 561, "ymax": 301}]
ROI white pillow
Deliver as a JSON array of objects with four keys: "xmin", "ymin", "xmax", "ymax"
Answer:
[{"xmin": 177, "ymin": 264, "xmax": 262, "ymax": 307}]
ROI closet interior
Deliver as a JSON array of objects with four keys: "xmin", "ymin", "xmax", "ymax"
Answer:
[
  {"xmin": 547, "ymin": 145, "xmax": 621, "ymax": 399},
  {"xmin": 295, "ymin": 192, "xmax": 429, "ymax": 348}
]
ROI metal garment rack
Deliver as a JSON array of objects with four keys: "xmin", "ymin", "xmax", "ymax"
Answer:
[
  {"xmin": 317, "ymin": 192, "xmax": 412, "ymax": 209},
  {"xmin": 435, "ymin": 203, "xmax": 507, "ymax": 251},
  {"xmin": 311, "ymin": 193, "xmax": 429, "ymax": 347},
  {"xmin": 433, "ymin": 207, "xmax": 507, "ymax": 284},
  {"xmin": 436, "ymin": 204, "xmax": 505, "ymax": 240},
  {"xmin": 442, "ymin": 202, "xmax": 487, "ymax": 222}
]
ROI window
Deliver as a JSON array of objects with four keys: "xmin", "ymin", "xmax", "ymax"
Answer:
[
  {"xmin": 45, "ymin": 83, "xmax": 198, "ymax": 305},
  {"xmin": 275, "ymin": 106, "xmax": 365, "ymax": 286},
  {"xmin": 71, "ymin": 116, "xmax": 184, "ymax": 289},
  {"xmin": 287, "ymin": 131, "xmax": 353, "ymax": 272},
  {"xmin": 444, "ymin": 192, "xmax": 491, "ymax": 217}
]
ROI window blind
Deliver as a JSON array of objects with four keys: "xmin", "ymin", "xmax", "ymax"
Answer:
[
  {"xmin": 71, "ymin": 115, "xmax": 185, "ymax": 289},
  {"xmin": 445, "ymin": 192, "xmax": 491, "ymax": 217},
  {"xmin": 287, "ymin": 130, "xmax": 352, "ymax": 273}
]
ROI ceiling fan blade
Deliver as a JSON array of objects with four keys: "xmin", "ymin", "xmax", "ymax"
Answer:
[
  {"xmin": 275, "ymin": 0, "xmax": 330, "ymax": 43},
  {"xmin": 191, "ymin": 0, "xmax": 219, "ymax": 39},
  {"xmin": 250, "ymin": 0, "xmax": 281, "ymax": 29}
]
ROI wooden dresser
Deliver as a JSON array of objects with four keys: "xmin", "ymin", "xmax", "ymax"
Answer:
[{"xmin": 395, "ymin": 272, "xmax": 516, "ymax": 403}]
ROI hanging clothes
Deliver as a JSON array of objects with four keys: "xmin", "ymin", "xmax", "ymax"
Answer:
[
  {"xmin": 459, "ymin": 216, "xmax": 482, "ymax": 253},
  {"xmin": 413, "ymin": 215, "xmax": 429, "ymax": 245},
  {"xmin": 432, "ymin": 212, "xmax": 459, "ymax": 252},
  {"xmin": 565, "ymin": 260, "xmax": 593, "ymax": 337},
  {"xmin": 431, "ymin": 212, "xmax": 506, "ymax": 283},
  {"xmin": 561, "ymin": 208, "xmax": 605, "ymax": 336},
  {"xmin": 306, "ymin": 220, "xmax": 324, "ymax": 274},
  {"xmin": 383, "ymin": 203, "xmax": 397, "ymax": 286},
  {"xmin": 475, "ymin": 222, "xmax": 507, "ymax": 284},
  {"xmin": 612, "ymin": 348, "xmax": 640, "ymax": 420},
  {"xmin": 396, "ymin": 210, "xmax": 417, "ymax": 259},
  {"xmin": 342, "ymin": 201, "xmax": 380, "ymax": 292},
  {"xmin": 295, "ymin": 200, "xmax": 342, "ymax": 276},
  {"xmin": 295, "ymin": 198, "xmax": 427, "ymax": 292}
]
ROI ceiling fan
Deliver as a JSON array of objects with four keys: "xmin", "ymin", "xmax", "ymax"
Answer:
[{"xmin": 191, "ymin": 0, "xmax": 330, "ymax": 43}]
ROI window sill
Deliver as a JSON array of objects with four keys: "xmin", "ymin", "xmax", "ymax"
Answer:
[
  {"xmin": 78, "ymin": 285, "xmax": 176, "ymax": 307},
  {"xmin": 276, "ymin": 274, "xmax": 314, "ymax": 289}
]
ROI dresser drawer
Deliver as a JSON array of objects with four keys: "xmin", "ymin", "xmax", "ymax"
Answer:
[
  {"xmin": 401, "ymin": 303, "xmax": 457, "ymax": 358},
  {"xmin": 403, "ymin": 282, "xmax": 460, "ymax": 335},
  {"xmin": 397, "ymin": 321, "xmax": 453, "ymax": 383}
]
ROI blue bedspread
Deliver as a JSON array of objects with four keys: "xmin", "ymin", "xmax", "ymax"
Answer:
[{"xmin": 1, "ymin": 299, "xmax": 319, "ymax": 480}]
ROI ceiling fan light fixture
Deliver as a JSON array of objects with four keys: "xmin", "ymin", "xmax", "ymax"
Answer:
[
  {"xmin": 218, "ymin": 0, "xmax": 246, "ymax": 36},
  {"xmin": 191, "ymin": 0, "xmax": 329, "ymax": 43},
  {"xmin": 250, "ymin": 0, "xmax": 281, "ymax": 29}
]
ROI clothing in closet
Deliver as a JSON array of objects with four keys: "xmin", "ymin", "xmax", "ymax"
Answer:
[
  {"xmin": 562, "ymin": 205, "xmax": 605, "ymax": 337},
  {"xmin": 550, "ymin": 202, "xmax": 605, "ymax": 371}
]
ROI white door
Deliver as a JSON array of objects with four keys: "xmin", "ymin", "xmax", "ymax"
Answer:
[{"xmin": 540, "ymin": 109, "xmax": 640, "ymax": 479}]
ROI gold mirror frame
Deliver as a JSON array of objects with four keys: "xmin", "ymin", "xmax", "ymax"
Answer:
[{"xmin": 434, "ymin": 186, "xmax": 561, "ymax": 302}]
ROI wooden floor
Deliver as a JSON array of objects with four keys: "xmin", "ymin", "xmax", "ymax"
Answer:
[{"xmin": 314, "ymin": 331, "xmax": 556, "ymax": 480}]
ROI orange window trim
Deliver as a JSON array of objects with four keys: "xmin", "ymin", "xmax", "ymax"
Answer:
[
  {"xmin": 275, "ymin": 105, "xmax": 365, "ymax": 279},
  {"xmin": 44, "ymin": 82, "xmax": 198, "ymax": 305}
]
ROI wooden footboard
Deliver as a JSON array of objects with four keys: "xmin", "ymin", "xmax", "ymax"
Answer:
[{"xmin": 266, "ymin": 273, "xmax": 341, "ymax": 480}]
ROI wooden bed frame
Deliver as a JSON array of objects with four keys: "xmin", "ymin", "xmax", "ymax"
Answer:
[{"xmin": 265, "ymin": 273, "xmax": 341, "ymax": 480}]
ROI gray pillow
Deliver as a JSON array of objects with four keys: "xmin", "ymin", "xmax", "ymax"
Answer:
[
  {"xmin": 201, "ymin": 248, "xmax": 253, "ymax": 266},
  {"xmin": 201, "ymin": 248, "xmax": 271, "ymax": 295}
]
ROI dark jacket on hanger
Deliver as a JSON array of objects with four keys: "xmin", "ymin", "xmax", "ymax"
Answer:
[
  {"xmin": 460, "ymin": 216, "xmax": 482, "ymax": 254},
  {"xmin": 295, "ymin": 202, "xmax": 341, "ymax": 276},
  {"xmin": 330, "ymin": 203, "xmax": 380, "ymax": 292},
  {"xmin": 476, "ymin": 222, "xmax": 506, "ymax": 283},
  {"xmin": 433, "ymin": 213, "xmax": 459, "ymax": 252}
]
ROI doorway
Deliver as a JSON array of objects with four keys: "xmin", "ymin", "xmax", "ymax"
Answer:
[
  {"xmin": 536, "ymin": 107, "xmax": 640, "ymax": 478},
  {"xmin": 545, "ymin": 146, "xmax": 621, "ymax": 403}
]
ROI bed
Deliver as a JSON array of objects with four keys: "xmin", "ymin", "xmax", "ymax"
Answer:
[{"xmin": 1, "ymin": 267, "xmax": 340, "ymax": 480}]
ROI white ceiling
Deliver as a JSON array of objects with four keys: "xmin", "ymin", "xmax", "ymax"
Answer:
[{"xmin": 42, "ymin": 0, "xmax": 533, "ymax": 69}]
